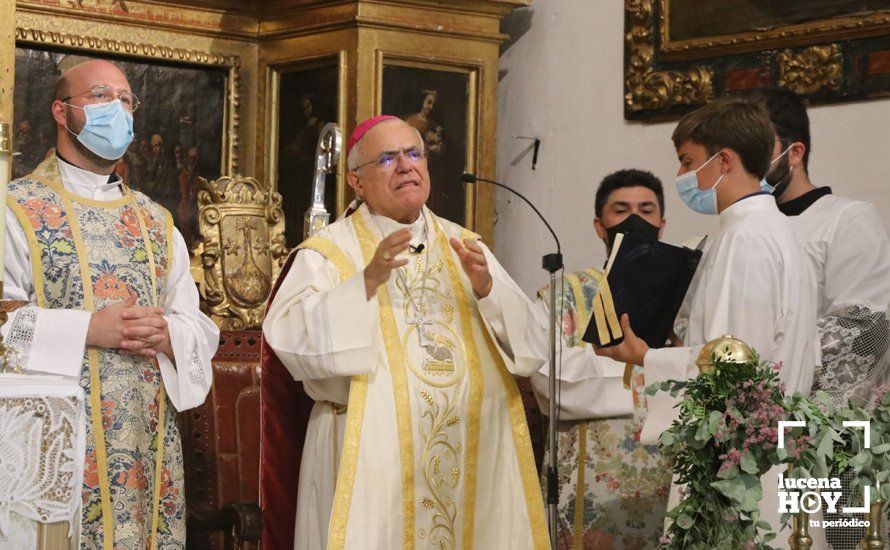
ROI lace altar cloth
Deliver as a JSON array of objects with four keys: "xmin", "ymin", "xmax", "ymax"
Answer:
[{"xmin": 0, "ymin": 374, "xmax": 85, "ymax": 547}]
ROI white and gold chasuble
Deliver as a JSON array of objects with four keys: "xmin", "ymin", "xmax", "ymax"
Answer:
[
  {"xmin": 7, "ymin": 157, "xmax": 185, "ymax": 549},
  {"xmin": 265, "ymin": 204, "xmax": 548, "ymax": 550}
]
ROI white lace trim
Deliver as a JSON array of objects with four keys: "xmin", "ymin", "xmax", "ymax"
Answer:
[
  {"xmin": 814, "ymin": 305, "xmax": 889, "ymax": 408},
  {"xmin": 6, "ymin": 305, "xmax": 38, "ymax": 369},
  {"xmin": 187, "ymin": 346, "xmax": 209, "ymax": 393},
  {"xmin": 0, "ymin": 378, "xmax": 85, "ymax": 538}
]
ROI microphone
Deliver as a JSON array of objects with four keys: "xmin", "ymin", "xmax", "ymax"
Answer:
[
  {"xmin": 461, "ymin": 171, "xmax": 563, "ymax": 541},
  {"xmin": 460, "ymin": 172, "xmax": 562, "ymax": 272},
  {"xmin": 409, "ymin": 244, "xmax": 425, "ymax": 254}
]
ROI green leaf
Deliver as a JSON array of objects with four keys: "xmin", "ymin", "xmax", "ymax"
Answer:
[
  {"xmin": 708, "ymin": 410, "xmax": 723, "ymax": 436},
  {"xmin": 740, "ymin": 450, "xmax": 759, "ymax": 475},
  {"xmin": 755, "ymin": 520, "xmax": 772, "ymax": 530},
  {"xmin": 764, "ymin": 532, "xmax": 776, "ymax": 542},
  {"xmin": 871, "ymin": 443, "xmax": 890, "ymax": 454},
  {"xmin": 776, "ymin": 446, "xmax": 788, "ymax": 462},
  {"xmin": 717, "ymin": 464, "xmax": 739, "ymax": 480},
  {"xmin": 695, "ymin": 420, "xmax": 711, "ymax": 442},
  {"xmin": 676, "ymin": 513, "xmax": 694, "ymax": 530},
  {"xmin": 849, "ymin": 451, "xmax": 872, "ymax": 470},
  {"xmin": 816, "ymin": 428, "xmax": 836, "ymax": 459},
  {"xmin": 711, "ymin": 474, "xmax": 762, "ymax": 512}
]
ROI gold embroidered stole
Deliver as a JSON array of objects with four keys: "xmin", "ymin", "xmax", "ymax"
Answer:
[{"xmin": 314, "ymin": 205, "xmax": 546, "ymax": 549}]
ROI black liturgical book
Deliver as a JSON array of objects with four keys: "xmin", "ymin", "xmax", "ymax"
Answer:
[{"xmin": 582, "ymin": 232, "xmax": 704, "ymax": 349}]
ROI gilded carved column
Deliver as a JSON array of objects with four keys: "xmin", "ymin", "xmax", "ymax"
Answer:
[{"xmin": 0, "ymin": 0, "xmax": 12, "ymax": 125}]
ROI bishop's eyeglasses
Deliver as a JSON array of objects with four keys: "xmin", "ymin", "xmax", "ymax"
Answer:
[{"xmin": 352, "ymin": 147, "xmax": 428, "ymax": 172}]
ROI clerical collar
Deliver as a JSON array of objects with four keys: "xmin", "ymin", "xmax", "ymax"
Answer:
[
  {"xmin": 368, "ymin": 207, "xmax": 428, "ymax": 250},
  {"xmin": 56, "ymin": 154, "xmax": 123, "ymax": 200},
  {"xmin": 777, "ymin": 187, "xmax": 832, "ymax": 216}
]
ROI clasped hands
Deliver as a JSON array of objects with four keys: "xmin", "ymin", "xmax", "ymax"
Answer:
[
  {"xmin": 364, "ymin": 228, "xmax": 493, "ymax": 299},
  {"xmin": 86, "ymin": 294, "xmax": 173, "ymax": 359}
]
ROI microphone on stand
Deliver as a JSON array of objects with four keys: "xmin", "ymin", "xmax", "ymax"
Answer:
[
  {"xmin": 459, "ymin": 172, "xmax": 561, "ymax": 265},
  {"xmin": 460, "ymin": 172, "xmax": 563, "ymax": 548}
]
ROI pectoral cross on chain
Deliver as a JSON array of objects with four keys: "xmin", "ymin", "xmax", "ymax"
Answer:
[{"xmin": 407, "ymin": 312, "xmax": 433, "ymax": 347}]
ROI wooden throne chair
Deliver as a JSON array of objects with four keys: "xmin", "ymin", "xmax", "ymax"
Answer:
[{"xmin": 182, "ymin": 174, "xmax": 309, "ymax": 550}]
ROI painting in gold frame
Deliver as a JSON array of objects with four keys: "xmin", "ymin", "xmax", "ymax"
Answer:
[
  {"xmin": 266, "ymin": 56, "xmax": 342, "ymax": 249},
  {"xmin": 379, "ymin": 56, "xmax": 478, "ymax": 229},
  {"xmin": 13, "ymin": 28, "xmax": 241, "ymax": 250},
  {"xmin": 625, "ymin": 0, "xmax": 890, "ymax": 121}
]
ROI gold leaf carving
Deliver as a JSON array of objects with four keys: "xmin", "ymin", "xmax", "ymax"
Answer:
[
  {"xmin": 777, "ymin": 44, "xmax": 842, "ymax": 95},
  {"xmin": 624, "ymin": 0, "xmax": 712, "ymax": 113},
  {"xmin": 195, "ymin": 175, "xmax": 286, "ymax": 330}
]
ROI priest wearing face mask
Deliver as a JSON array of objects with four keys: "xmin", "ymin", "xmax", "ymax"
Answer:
[
  {"xmin": 595, "ymin": 97, "xmax": 821, "ymax": 546},
  {"xmin": 530, "ymin": 169, "xmax": 673, "ymax": 547},
  {"xmin": 4, "ymin": 59, "xmax": 219, "ymax": 548},
  {"xmin": 263, "ymin": 115, "xmax": 549, "ymax": 550}
]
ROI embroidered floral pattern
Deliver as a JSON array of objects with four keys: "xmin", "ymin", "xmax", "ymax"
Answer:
[
  {"xmin": 541, "ymin": 270, "xmax": 672, "ymax": 549},
  {"xmin": 8, "ymin": 169, "xmax": 183, "ymax": 549}
]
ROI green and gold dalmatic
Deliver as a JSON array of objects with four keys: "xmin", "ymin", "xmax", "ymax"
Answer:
[{"xmin": 7, "ymin": 156, "xmax": 184, "ymax": 550}]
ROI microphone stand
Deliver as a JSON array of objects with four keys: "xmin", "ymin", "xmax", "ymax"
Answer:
[{"xmin": 461, "ymin": 173, "xmax": 562, "ymax": 549}]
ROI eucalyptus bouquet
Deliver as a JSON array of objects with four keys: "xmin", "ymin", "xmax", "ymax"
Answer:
[
  {"xmin": 650, "ymin": 354, "xmax": 890, "ymax": 549},
  {"xmin": 648, "ymin": 356, "xmax": 813, "ymax": 549}
]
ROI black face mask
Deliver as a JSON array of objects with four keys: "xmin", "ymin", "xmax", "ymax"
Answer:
[
  {"xmin": 765, "ymin": 154, "xmax": 793, "ymax": 200},
  {"xmin": 604, "ymin": 213, "xmax": 660, "ymax": 250}
]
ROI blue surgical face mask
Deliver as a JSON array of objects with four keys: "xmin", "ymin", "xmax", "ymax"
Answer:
[
  {"xmin": 675, "ymin": 152, "xmax": 725, "ymax": 215},
  {"xmin": 64, "ymin": 99, "xmax": 134, "ymax": 161},
  {"xmin": 759, "ymin": 145, "xmax": 793, "ymax": 194}
]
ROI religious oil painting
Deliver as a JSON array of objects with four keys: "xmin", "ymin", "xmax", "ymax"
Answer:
[
  {"xmin": 13, "ymin": 45, "xmax": 229, "ymax": 250},
  {"xmin": 625, "ymin": 0, "xmax": 890, "ymax": 121},
  {"xmin": 382, "ymin": 63, "xmax": 471, "ymax": 227},
  {"xmin": 275, "ymin": 61, "xmax": 339, "ymax": 249}
]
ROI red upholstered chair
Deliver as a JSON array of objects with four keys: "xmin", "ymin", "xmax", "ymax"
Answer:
[
  {"xmin": 181, "ymin": 331, "xmax": 264, "ymax": 550},
  {"xmin": 183, "ymin": 175, "xmax": 289, "ymax": 549}
]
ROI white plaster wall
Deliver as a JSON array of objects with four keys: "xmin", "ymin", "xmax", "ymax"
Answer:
[{"xmin": 494, "ymin": 0, "xmax": 890, "ymax": 294}]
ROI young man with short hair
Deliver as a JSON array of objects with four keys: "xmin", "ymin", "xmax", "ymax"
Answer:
[
  {"xmin": 754, "ymin": 87, "xmax": 890, "ymax": 408},
  {"xmin": 531, "ymin": 169, "xmax": 672, "ymax": 547},
  {"xmin": 596, "ymin": 97, "xmax": 821, "ymax": 545},
  {"xmin": 754, "ymin": 87, "xmax": 890, "ymax": 549}
]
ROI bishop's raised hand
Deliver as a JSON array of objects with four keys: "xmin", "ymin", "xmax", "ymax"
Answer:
[
  {"xmin": 364, "ymin": 228, "xmax": 411, "ymax": 299},
  {"xmin": 450, "ymin": 237, "xmax": 493, "ymax": 299}
]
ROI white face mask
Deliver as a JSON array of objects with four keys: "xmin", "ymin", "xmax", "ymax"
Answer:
[
  {"xmin": 675, "ymin": 152, "xmax": 725, "ymax": 215},
  {"xmin": 759, "ymin": 145, "xmax": 794, "ymax": 195}
]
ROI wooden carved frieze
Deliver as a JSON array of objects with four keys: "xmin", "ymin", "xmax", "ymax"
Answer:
[
  {"xmin": 777, "ymin": 44, "xmax": 843, "ymax": 95},
  {"xmin": 624, "ymin": 0, "xmax": 713, "ymax": 116}
]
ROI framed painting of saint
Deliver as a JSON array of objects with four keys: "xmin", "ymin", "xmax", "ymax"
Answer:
[
  {"xmin": 380, "ymin": 60, "xmax": 476, "ymax": 228},
  {"xmin": 267, "ymin": 58, "xmax": 341, "ymax": 249}
]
